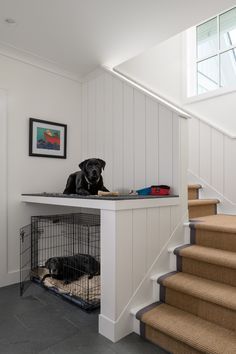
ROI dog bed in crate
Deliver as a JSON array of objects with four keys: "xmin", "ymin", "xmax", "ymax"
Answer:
[{"xmin": 31, "ymin": 267, "xmax": 100, "ymax": 310}]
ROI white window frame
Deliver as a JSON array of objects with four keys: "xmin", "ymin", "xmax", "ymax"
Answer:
[{"xmin": 184, "ymin": 6, "xmax": 236, "ymax": 103}]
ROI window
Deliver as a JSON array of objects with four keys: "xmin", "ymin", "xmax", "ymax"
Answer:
[{"xmin": 196, "ymin": 7, "xmax": 236, "ymax": 95}]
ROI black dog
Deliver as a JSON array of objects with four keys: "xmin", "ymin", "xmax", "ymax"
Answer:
[
  {"xmin": 63, "ymin": 158, "xmax": 109, "ymax": 195},
  {"xmin": 44, "ymin": 254, "xmax": 100, "ymax": 283}
]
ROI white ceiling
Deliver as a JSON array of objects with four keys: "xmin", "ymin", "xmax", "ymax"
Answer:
[{"xmin": 0, "ymin": 0, "xmax": 235, "ymax": 79}]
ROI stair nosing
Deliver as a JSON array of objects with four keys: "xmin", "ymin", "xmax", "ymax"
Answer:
[
  {"xmin": 188, "ymin": 199, "xmax": 219, "ymax": 207},
  {"xmin": 174, "ymin": 244, "xmax": 236, "ymax": 270},
  {"xmin": 188, "ymin": 184, "xmax": 202, "ymax": 190},
  {"xmin": 158, "ymin": 272, "xmax": 236, "ymax": 311},
  {"xmin": 189, "ymin": 214, "xmax": 236, "ymax": 233}
]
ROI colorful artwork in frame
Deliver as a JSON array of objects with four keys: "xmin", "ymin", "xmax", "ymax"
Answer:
[{"xmin": 29, "ymin": 118, "xmax": 67, "ymax": 158}]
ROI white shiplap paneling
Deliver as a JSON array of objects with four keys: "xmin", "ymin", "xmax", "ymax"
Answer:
[
  {"xmin": 95, "ymin": 74, "xmax": 105, "ymax": 158},
  {"xmin": 81, "ymin": 71, "xmax": 179, "ymax": 194},
  {"xmin": 146, "ymin": 97, "xmax": 159, "ymax": 186},
  {"xmin": 146, "ymin": 207, "xmax": 160, "ymax": 269},
  {"xmin": 224, "ymin": 135, "xmax": 236, "ymax": 203},
  {"xmin": 116, "ymin": 209, "xmax": 133, "ymax": 317},
  {"xmin": 172, "ymin": 113, "xmax": 180, "ymax": 195},
  {"xmin": 132, "ymin": 209, "xmax": 147, "ymax": 291},
  {"xmin": 87, "ymin": 79, "xmax": 96, "ymax": 156},
  {"xmin": 188, "ymin": 116, "xmax": 200, "ymax": 176},
  {"xmin": 134, "ymin": 90, "xmax": 146, "ymax": 190},
  {"xmin": 159, "ymin": 207, "xmax": 171, "ymax": 250},
  {"xmin": 123, "ymin": 84, "xmax": 134, "ymax": 191},
  {"xmin": 103, "ymin": 73, "xmax": 113, "ymax": 190},
  {"xmin": 158, "ymin": 105, "xmax": 173, "ymax": 187},
  {"xmin": 112, "ymin": 78, "xmax": 123, "ymax": 191},
  {"xmin": 211, "ymin": 129, "xmax": 224, "ymax": 194},
  {"xmin": 199, "ymin": 122, "xmax": 211, "ymax": 185},
  {"xmin": 81, "ymin": 82, "xmax": 88, "ymax": 160}
]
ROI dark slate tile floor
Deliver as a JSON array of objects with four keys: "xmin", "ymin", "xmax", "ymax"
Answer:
[{"xmin": 0, "ymin": 283, "xmax": 168, "ymax": 354}]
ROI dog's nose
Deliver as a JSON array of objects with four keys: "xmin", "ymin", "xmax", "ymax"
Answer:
[{"xmin": 92, "ymin": 170, "xmax": 97, "ymax": 176}]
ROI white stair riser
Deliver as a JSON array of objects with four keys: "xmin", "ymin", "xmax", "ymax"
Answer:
[
  {"xmin": 133, "ymin": 317, "xmax": 140, "ymax": 335},
  {"xmin": 184, "ymin": 224, "xmax": 190, "ymax": 244},
  {"xmin": 152, "ymin": 281, "xmax": 160, "ymax": 301},
  {"xmin": 169, "ymin": 252, "xmax": 177, "ymax": 271}
]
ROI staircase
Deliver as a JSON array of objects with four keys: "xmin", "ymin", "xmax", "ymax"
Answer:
[{"xmin": 135, "ymin": 184, "xmax": 236, "ymax": 354}]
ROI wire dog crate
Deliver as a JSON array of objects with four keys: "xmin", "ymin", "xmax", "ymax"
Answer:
[{"xmin": 20, "ymin": 213, "xmax": 100, "ymax": 311}]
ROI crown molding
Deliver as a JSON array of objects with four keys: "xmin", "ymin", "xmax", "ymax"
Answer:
[
  {"xmin": 0, "ymin": 41, "xmax": 82, "ymax": 83},
  {"xmin": 80, "ymin": 67, "xmax": 105, "ymax": 83}
]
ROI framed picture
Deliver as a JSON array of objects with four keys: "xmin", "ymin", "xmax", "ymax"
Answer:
[{"xmin": 29, "ymin": 118, "xmax": 67, "ymax": 158}]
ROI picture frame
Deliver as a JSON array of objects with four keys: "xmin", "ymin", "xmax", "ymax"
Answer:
[{"xmin": 29, "ymin": 118, "xmax": 67, "ymax": 158}]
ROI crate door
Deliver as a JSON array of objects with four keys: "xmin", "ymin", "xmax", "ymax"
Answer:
[{"xmin": 20, "ymin": 223, "xmax": 32, "ymax": 295}]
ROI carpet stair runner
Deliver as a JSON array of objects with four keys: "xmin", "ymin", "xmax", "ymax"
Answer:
[
  {"xmin": 188, "ymin": 199, "xmax": 219, "ymax": 219},
  {"xmin": 136, "ymin": 185, "xmax": 236, "ymax": 354}
]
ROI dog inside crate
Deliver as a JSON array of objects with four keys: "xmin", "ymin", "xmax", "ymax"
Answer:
[{"xmin": 24, "ymin": 213, "xmax": 101, "ymax": 310}]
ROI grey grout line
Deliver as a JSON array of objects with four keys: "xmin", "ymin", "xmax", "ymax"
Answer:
[
  {"xmin": 14, "ymin": 314, "xmax": 30, "ymax": 330},
  {"xmin": 33, "ymin": 295, "xmax": 47, "ymax": 306},
  {"xmin": 62, "ymin": 316, "xmax": 80, "ymax": 329}
]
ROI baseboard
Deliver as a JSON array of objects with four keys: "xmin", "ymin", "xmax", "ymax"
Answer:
[
  {"xmin": 0, "ymin": 270, "xmax": 19, "ymax": 288},
  {"xmin": 99, "ymin": 314, "xmax": 133, "ymax": 343}
]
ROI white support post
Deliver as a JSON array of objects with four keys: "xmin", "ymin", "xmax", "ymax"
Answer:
[{"xmin": 99, "ymin": 209, "xmax": 133, "ymax": 342}]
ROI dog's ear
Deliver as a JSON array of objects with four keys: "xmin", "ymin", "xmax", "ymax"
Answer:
[
  {"xmin": 98, "ymin": 159, "xmax": 106, "ymax": 170},
  {"xmin": 79, "ymin": 159, "xmax": 89, "ymax": 172},
  {"xmin": 45, "ymin": 259, "xmax": 50, "ymax": 269}
]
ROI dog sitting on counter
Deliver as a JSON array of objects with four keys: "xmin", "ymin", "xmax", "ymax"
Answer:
[{"xmin": 63, "ymin": 158, "xmax": 109, "ymax": 196}]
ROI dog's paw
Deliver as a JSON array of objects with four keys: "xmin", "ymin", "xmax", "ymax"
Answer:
[{"xmin": 77, "ymin": 189, "xmax": 90, "ymax": 196}]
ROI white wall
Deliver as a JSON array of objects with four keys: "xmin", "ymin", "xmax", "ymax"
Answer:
[
  {"xmin": 185, "ymin": 92, "xmax": 236, "ymax": 136},
  {"xmin": 81, "ymin": 69, "xmax": 180, "ymax": 195},
  {"xmin": 0, "ymin": 55, "xmax": 82, "ymax": 286},
  {"xmin": 116, "ymin": 32, "xmax": 236, "ymax": 136},
  {"xmin": 116, "ymin": 33, "xmax": 183, "ymax": 107}
]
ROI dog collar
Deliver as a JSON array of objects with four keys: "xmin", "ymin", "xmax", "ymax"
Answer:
[{"xmin": 84, "ymin": 176, "xmax": 100, "ymax": 189}]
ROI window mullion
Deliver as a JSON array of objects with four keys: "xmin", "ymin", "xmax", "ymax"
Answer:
[
  {"xmin": 196, "ymin": 53, "xmax": 218, "ymax": 63},
  {"xmin": 219, "ymin": 45, "xmax": 236, "ymax": 54}
]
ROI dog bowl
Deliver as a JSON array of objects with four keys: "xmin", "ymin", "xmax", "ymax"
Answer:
[
  {"xmin": 136, "ymin": 187, "xmax": 151, "ymax": 195},
  {"xmin": 151, "ymin": 185, "xmax": 170, "ymax": 196}
]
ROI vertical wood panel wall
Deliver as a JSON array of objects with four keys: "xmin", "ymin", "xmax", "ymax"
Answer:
[
  {"xmin": 81, "ymin": 71, "xmax": 179, "ymax": 194},
  {"xmin": 80, "ymin": 72, "xmax": 189, "ymax": 341},
  {"xmin": 188, "ymin": 116, "xmax": 236, "ymax": 204}
]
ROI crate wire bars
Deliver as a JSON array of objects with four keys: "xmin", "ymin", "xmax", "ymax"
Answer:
[{"xmin": 20, "ymin": 213, "xmax": 100, "ymax": 311}]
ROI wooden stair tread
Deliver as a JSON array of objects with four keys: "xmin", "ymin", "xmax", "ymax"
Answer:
[
  {"xmin": 158, "ymin": 272, "xmax": 236, "ymax": 311},
  {"xmin": 137, "ymin": 303, "xmax": 236, "ymax": 354},
  {"xmin": 174, "ymin": 245, "xmax": 236, "ymax": 270},
  {"xmin": 190, "ymin": 214, "xmax": 236, "ymax": 233},
  {"xmin": 188, "ymin": 199, "xmax": 219, "ymax": 207}
]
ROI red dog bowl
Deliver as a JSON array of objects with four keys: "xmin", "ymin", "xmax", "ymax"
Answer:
[{"xmin": 151, "ymin": 185, "xmax": 170, "ymax": 196}]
